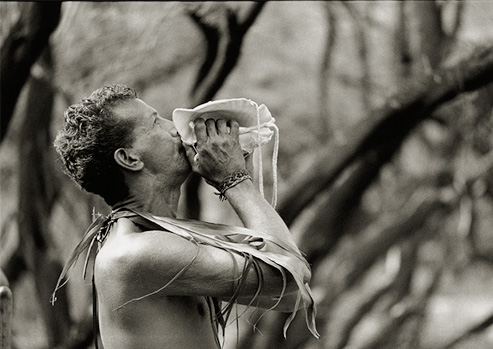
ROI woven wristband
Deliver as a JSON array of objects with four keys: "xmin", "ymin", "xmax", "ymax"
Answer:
[{"xmin": 206, "ymin": 169, "xmax": 252, "ymax": 201}]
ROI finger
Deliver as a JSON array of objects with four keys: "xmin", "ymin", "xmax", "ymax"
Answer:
[
  {"xmin": 205, "ymin": 118, "xmax": 218, "ymax": 137},
  {"xmin": 228, "ymin": 119, "xmax": 240, "ymax": 140},
  {"xmin": 216, "ymin": 119, "xmax": 228, "ymax": 135},
  {"xmin": 193, "ymin": 118, "xmax": 207, "ymax": 144},
  {"xmin": 183, "ymin": 144, "xmax": 199, "ymax": 171}
]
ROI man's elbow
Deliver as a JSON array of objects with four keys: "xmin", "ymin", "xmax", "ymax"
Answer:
[
  {"xmin": 303, "ymin": 264, "xmax": 312, "ymax": 284},
  {"xmin": 292, "ymin": 259, "xmax": 312, "ymax": 285}
]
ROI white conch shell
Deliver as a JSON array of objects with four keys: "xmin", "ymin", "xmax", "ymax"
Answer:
[
  {"xmin": 172, "ymin": 98, "xmax": 276, "ymax": 154},
  {"xmin": 172, "ymin": 98, "xmax": 279, "ymax": 208}
]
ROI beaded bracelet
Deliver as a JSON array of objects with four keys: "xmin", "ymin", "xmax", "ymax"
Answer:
[{"xmin": 206, "ymin": 169, "xmax": 252, "ymax": 201}]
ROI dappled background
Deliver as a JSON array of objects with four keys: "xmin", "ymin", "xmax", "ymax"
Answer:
[{"xmin": 1, "ymin": 2, "xmax": 493, "ymax": 349}]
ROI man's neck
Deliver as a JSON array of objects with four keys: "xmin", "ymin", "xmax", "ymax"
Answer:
[{"xmin": 113, "ymin": 181, "xmax": 182, "ymax": 218}]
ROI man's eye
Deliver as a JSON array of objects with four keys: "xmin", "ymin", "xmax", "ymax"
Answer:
[{"xmin": 154, "ymin": 119, "xmax": 160, "ymax": 126}]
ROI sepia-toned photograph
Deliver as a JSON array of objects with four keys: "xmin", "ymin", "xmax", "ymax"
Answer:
[{"xmin": 1, "ymin": 1, "xmax": 493, "ymax": 349}]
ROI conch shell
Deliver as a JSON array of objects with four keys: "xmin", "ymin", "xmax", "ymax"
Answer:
[
  {"xmin": 172, "ymin": 98, "xmax": 276, "ymax": 154},
  {"xmin": 172, "ymin": 98, "xmax": 279, "ymax": 208}
]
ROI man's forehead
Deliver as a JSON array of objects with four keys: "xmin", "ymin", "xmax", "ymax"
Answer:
[{"xmin": 112, "ymin": 98, "xmax": 155, "ymax": 120}]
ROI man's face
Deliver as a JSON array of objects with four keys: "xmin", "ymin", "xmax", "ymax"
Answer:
[{"xmin": 112, "ymin": 98, "xmax": 191, "ymax": 184}]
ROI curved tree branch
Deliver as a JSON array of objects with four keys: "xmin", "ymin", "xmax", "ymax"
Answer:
[
  {"xmin": 437, "ymin": 312, "xmax": 493, "ymax": 349},
  {"xmin": 278, "ymin": 44, "xmax": 493, "ymax": 226},
  {"xmin": 252, "ymin": 189, "xmax": 452, "ymax": 349},
  {"xmin": 0, "ymin": 2, "xmax": 61, "ymax": 142},
  {"xmin": 186, "ymin": 2, "xmax": 266, "ymax": 105},
  {"xmin": 183, "ymin": 2, "xmax": 266, "ymax": 219}
]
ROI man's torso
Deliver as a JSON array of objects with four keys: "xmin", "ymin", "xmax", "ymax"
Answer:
[{"xmin": 94, "ymin": 218, "xmax": 220, "ymax": 349}]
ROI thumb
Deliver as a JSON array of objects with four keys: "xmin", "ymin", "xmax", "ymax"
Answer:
[{"xmin": 183, "ymin": 144, "xmax": 199, "ymax": 171}]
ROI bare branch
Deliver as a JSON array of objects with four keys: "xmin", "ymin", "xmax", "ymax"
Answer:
[
  {"xmin": 436, "ymin": 312, "xmax": 493, "ymax": 349},
  {"xmin": 17, "ymin": 47, "xmax": 71, "ymax": 347},
  {"xmin": 186, "ymin": 2, "xmax": 266, "ymax": 105},
  {"xmin": 278, "ymin": 44, "xmax": 493, "ymax": 226},
  {"xmin": 0, "ymin": 286, "xmax": 13, "ymax": 349},
  {"xmin": 353, "ymin": 265, "xmax": 443, "ymax": 349},
  {"xmin": 315, "ymin": 190, "xmax": 448, "ymax": 311},
  {"xmin": 0, "ymin": 2, "xmax": 61, "ymax": 142},
  {"xmin": 254, "ymin": 190, "xmax": 452, "ymax": 349},
  {"xmin": 443, "ymin": 0, "xmax": 465, "ymax": 39},
  {"xmin": 317, "ymin": 2, "xmax": 337, "ymax": 141},
  {"xmin": 341, "ymin": 2, "xmax": 371, "ymax": 107},
  {"xmin": 182, "ymin": 2, "xmax": 265, "ymax": 219},
  {"xmin": 332, "ymin": 274, "xmax": 395, "ymax": 349},
  {"xmin": 295, "ymin": 149, "xmax": 394, "ymax": 265}
]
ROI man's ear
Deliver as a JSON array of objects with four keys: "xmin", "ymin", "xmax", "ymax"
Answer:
[{"xmin": 114, "ymin": 148, "xmax": 144, "ymax": 171}]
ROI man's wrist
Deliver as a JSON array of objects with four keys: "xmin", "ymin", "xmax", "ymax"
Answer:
[{"xmin": 206, "ymin": 169, "xmax": 252, "ymax": 201}]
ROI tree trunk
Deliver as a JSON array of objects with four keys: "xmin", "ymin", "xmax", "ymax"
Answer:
[
  {"xmin": 0, "ymin": 2, "xmax": 61, "ymax": 142},
  {"xmin": 17, "ymin": 47, "xmax": 71, "ymax": 347},
  {"xmin": 0, "ymin": 286, "xmax": 13, "ymax": 349}
]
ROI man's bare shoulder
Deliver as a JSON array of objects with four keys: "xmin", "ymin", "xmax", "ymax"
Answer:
[
  {"xmin": 94, "ymin": 217, "xmax": 197, "ymax": 284},
  {"xmin": 93, "ymin": 217, "xmax": 192, "ymax": 300},
  {"xmin": 94, "ymin": 218, "xmax": 138, "ymax": 280},
  {"xmin": 96, "ymin": 217, "xmax": 176, "ymax": 263}
]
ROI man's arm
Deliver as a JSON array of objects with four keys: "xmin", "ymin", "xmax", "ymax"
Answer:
[
  {"xmin": 185, "ymin": 118, "xmax": 303, "ymax": 252},
  {"xmin": 96, "ymin": 224, "xmax": 301, "ymax": 311},
  {"xmin": 224, "ymin": 178, "xmax": 305, "ymax": 257},
  {"xmin": 179, "ymin": 118, "xmax": 311, "ymax": 308}
]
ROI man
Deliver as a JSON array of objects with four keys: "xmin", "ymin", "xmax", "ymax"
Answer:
[{"xmin": 52, "ymin": 85, "xmax": 317, "ymax": 348}]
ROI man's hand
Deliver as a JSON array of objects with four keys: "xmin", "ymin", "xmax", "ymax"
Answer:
[{"xmin": 184, "ymin": 118, "xmax": 246, "ymax": 184}]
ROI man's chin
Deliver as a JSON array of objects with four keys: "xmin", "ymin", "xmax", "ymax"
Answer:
[{"xmin": 176, "ymin": 145, "xmax": 189, "ymax": 163}]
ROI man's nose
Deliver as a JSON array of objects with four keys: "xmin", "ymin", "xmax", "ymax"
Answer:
[
  {"xmin": 169, "ymin": 125, "xmax": 179, "ymax": 137},
  {"xmin": 163, "ymin": 118, "xmax": 179, "ymax": 137}
]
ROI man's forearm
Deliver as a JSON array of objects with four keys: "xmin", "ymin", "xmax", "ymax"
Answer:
[{"xmin": 224, "ymin": 179, "xmax": 302, "ymax": 255}]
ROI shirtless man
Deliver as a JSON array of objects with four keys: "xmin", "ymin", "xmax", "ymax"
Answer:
[{"xmin": 53, "ymin": 85, "xmax": 316, "ymax": 348}]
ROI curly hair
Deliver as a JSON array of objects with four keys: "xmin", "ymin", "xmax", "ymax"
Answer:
[{"xmin": 54, "ymin": 85, "xmax": 138, "ymax": 206}]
